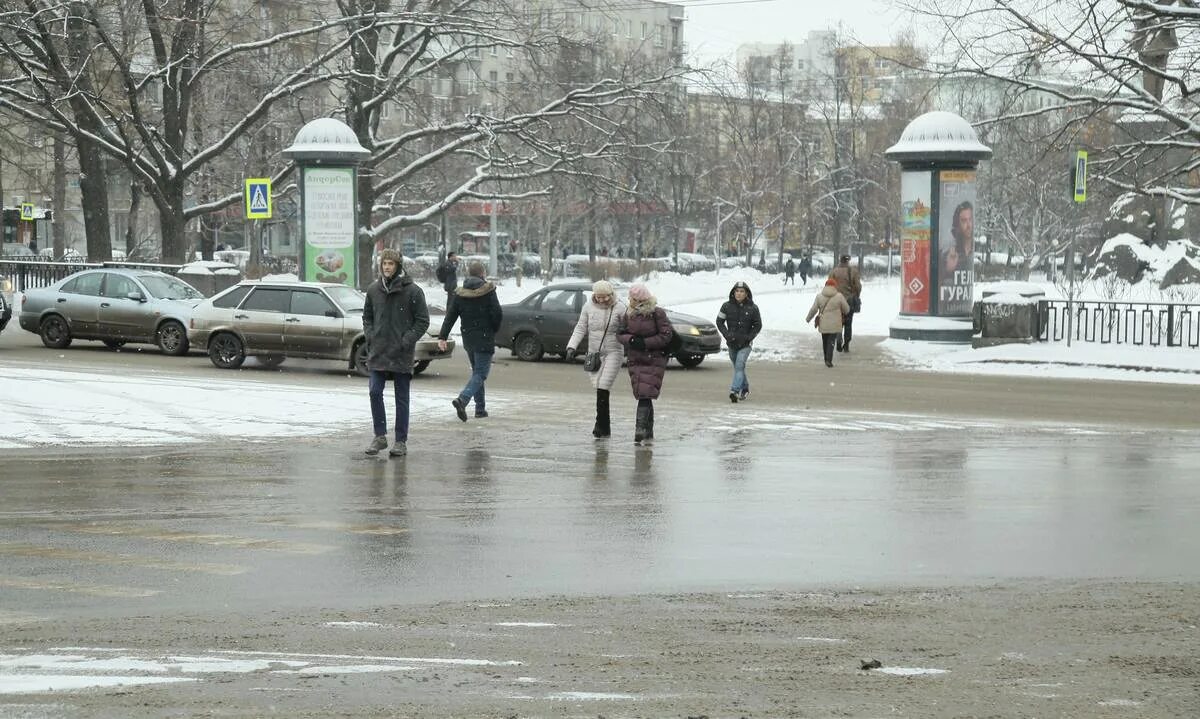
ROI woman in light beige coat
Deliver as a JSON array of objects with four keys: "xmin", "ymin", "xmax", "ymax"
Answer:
[
  {"xmin": 566, "ymin": 280, "xmax": 628, "ymax": 438},
  {"xmin": 806, "ymin": 278, "xmax": 851, "ymax": 368}
]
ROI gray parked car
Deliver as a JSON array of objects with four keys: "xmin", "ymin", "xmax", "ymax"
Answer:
[
  {"xmin": 0, "ymin": 273, "xmax": 13, "ymax": 335},
  {"xmin": 18, "ymin": 268, "xmax": 201, "ymax": 354},
  {"xmin": 187, "ymin": 280, "xmax": 454, "ymax": 376}
]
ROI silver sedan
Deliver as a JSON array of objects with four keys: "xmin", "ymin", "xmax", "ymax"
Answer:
[
  {"xmin": 18, "ymin": 268, "xmax": 202, "ymax": 354},
  {"xmin": 188, "ymin": 280, "xmax": 453, "ymax": 376}
]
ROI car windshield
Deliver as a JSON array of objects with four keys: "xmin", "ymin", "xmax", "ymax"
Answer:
[
  {"xmin": 326, "ymin": 285, "xmax": 365, "ymax": 313},
  {"xmin": 138, "ymin": 274, "xmax": 203, "ymax": 300}
]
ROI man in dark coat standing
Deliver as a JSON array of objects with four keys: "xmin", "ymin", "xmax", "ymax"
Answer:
[
  {"xmin": 436, "ymin": 252, "xmax": 459, "ymax": 311},
  {"xmin": 437, "ymin": 261, "xmax": 503, "ymax": 421},
  {"xmin": 716, "ymin": 281, "xmax": 762, "ymax": 403},
  {"xmin": 783, "ymin": 258, "xmax": 796, "ymax": 285},
  {"xmin": 798, "ymin": 254, "xmax": 812, "ymax": 285},
  {"xmin": 363, "ymin": 248, "xmax": 429, "ymax": 457}
]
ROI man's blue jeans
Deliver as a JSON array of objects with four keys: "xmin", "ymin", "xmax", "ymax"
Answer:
[
  {"xmin": 728, "ymin": 346, "xmax": 751, "ymax": 394},
  {"xmin": 458, "ymin": 350, "xmax": 493, "ymax": 413},
  {"xmin": 369, "ymin": 370, "xmax": 411, "ymax": 441}
]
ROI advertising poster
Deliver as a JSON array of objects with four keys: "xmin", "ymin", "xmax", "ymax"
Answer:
[
  {"xmin": 302, "ymin": 167, "xmax": 356, "ymax": 287},
  {"xmin": 899, "ymin": 171, "xmax": 932, "ymax": 315},
  {"xmin": 936, "ymin": 170, "xmax": 976, "ymax": 316}
]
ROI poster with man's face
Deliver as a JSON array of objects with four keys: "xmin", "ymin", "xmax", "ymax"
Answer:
[{"xmin": 936, "ymin": 170, "xmax": 976, "ymax": 316}]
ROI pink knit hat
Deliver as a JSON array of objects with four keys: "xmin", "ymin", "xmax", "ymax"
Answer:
[{"xmin": 628, "ymin": 283, "xmax": 652, "ymax": 302}]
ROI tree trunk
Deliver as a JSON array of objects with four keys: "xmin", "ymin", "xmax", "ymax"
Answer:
[
  {"xmin": 77, "ymin": 135, "xmax": 113, "ymax": 262},
  {"xmin": 53, "ymin": 134, "xmax": 67, "ymax": 259},
  {"xmin": 158, "ymin": 182, "xmax": 188, "ymax": 263},
  {"xmin": 125, "ymin": 180, "xmax": 142, "ymax": 259}
]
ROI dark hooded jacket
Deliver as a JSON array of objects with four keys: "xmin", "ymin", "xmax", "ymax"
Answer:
[
  {"xmin": 716, "ymin": 284, "xmax": 762, "ymax": 352},
  {"xmin": 362, "ymin": 268, "xmax": 429, "ymax": 373},
  {"xmin": 438, "ymin": 276, "xmax": 503, "ymax": 353}
]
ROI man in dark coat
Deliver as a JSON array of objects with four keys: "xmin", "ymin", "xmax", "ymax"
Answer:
[
  {"xmin": 827, "ymin": 254, "xmax": 862, "ymax": 353},
  {"xmin": 798, "ymin": 254, "xmax": 812, "ymax": 285},
  {"xmin": 362, "ymin": 248, "xmax": 430, "ymax": 457},
  {"xmin": 783, "ymin": 258, "xmax": 796, "ymax": 285},
  {"xmin": 437, "ymin": 261, "xmax": 503, "ymax": 421},
  {"xmin": 715, "ymin": 281, "xmax": 762, "ymax": 403},
  {"xmin": 436, "ymin": 252, "xmax": 459, "ymax": 310}
]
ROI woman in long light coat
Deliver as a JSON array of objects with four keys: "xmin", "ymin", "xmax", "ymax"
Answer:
[
  {"xmin": 566, "ymin": 280, "xmax": 628, "ymax": 438},
  {"xmin": 806, "ymin": 278, "xmax": 851, "ymax": 368}
]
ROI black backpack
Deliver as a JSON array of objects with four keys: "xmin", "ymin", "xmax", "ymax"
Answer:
[{"xmin": 435, "ymin": 264, "xmax": 448, "ymax": 283}]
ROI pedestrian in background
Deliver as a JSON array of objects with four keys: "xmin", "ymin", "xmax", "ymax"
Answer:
[
  {"xmin": 806, "ymin": 278, "xmax": 851, "ymax": 368},
  {"xmin": 363, "ymin": 248, "xmax": 429, "ymax": 457},
  {"xmin": 566, "ymin": 280, "xmax": 627, "ymax": 438},
  {"xmin": 783, "ymin": 258, "xmax": 796, "ymax": 285},
  {"xmin": 617, "ymin": 283, "xmax": 674, "ymax": 445},
  {"xmin": 827, "ymin": 254, "xmax": 862, "ymax": 353},
  {"xmin": 436, "ymin": 251, "xmax": 459, "ymax": 311},
  {"xmin": 438, "ymin": 261, "xmax": 502, "ymax": 422},
  {"xmin": 716, "ymin": 281, "xmax": 762, "ymax": 403},
  {"xmin": 798, "ymin": 254, "xmax": 812, "ymax": 285}
]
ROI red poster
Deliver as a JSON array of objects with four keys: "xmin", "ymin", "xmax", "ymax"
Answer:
[
  {"xmin": 901, "ymin": 238, "xmax": 930, "ymax": 314},
  {"xmin": 900, "ymin": 171, "xmax": 932, "ymax": 314}
]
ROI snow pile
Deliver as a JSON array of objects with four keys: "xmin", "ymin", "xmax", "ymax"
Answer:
[{"xmin": 178, "ymin": 260, "xmax": 241, "ymax": 276}]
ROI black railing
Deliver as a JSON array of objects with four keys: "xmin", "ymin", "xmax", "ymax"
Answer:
[
  {"xmin": 1038, "ymin": 299, "xmax": 1200, "ymax": 348},
  {"xmin": 0, "ymin": 260, "xmax": 184, "ymax": 292}
]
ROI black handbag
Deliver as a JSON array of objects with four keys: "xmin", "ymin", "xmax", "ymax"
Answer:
[
  {"xmin": 850, "ymin": 295, "xmax": 862, "ymax": 313},
  {"xmin": 583, "ymin": 307, "xmax": 611, "ymax": 373}
]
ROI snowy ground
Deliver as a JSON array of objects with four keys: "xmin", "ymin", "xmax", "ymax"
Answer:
[{"xmin": 3, "ymin": 268, "xmax": 1197, "ymax": 447}]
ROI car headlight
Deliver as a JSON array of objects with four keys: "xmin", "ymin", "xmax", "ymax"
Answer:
[
  {"xmin": 0, "ymin": 278, "xmax": 12, "ymax": 294},
  {"xmin": 672, "ymin": 323, "xmax": 701, "ymax": 336}
]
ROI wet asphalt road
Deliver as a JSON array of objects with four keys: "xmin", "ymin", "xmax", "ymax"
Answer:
[{"xmin": 2, "ymin": 327, "xmax": 1200, "ymax": 622}]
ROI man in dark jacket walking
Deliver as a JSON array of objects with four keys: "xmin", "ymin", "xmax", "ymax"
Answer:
[
  {"xmin": 827, "ymin": 254, "xmax": 862, "ymax": 353},
  {"xmin": 798, "ymin": 254, "xmax": 812, "ymax": 285},
  {"xmin": 363, "ymin": 248, "xmax": 430, "ymax": 457},
  {"xmin": 783, "ymin": 258, "xmax": 796, "ymax": 285},
  {"xmin": 715, "ymin": 281, "xmax": 762, "ymax": 403},
  {"xmin": 438, "ymin": 261, "xmax": 503, "ymax": 421},
  {"xmin": 436, "ymin": 252, "xmax": 459, "ymax": 310}
]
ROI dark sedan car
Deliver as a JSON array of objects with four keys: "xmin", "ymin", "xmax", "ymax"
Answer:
[{"xmin": 496, "ymin": 282, "xmax": 722, "ymax": 367}]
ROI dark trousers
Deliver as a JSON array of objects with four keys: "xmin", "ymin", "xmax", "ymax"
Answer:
[
  {"xmin": 841, "ymin": 312, "xmax": 854, "ymax": 348},
  {"xmin": 369, "ymin": 370, "xmax": 411, "ymax": 441},
  {"xmin": 821, "ymin": 333, "xmax": 838, "ymax": 365}
]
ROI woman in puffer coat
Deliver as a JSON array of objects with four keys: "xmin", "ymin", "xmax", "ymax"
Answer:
[
  {"xmin": 566, "ymin": 280, "xmax": 628, "ymax": 438},
  {"xmin": 806, "ymin": 278, "xmax": 851, "ymax": 368},
  {"xmin": 616, "ymin": 283, "xmax": 674, "ymax": 445}
]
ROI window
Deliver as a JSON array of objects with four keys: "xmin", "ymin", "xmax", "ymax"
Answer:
[
  {"xmin": 539, "ymin": 289, "xmax": 578, "ymax": 313},
  {"xmin": 212, "ymin": 284, "xmax": 252, "ymax": 309},
  {"xmin": 626, "ymin": 20, "xmax": 632, "ymax": 38},
  {"xmin": 489, "ymin": 44, "xmax": 497, "ymax": 57},
  {"xmin": 62, "ymin": 272, "xmax": 102, "ymax": 296},
  {"xmin": 612, "ymin": 18, "xmax": 619, "ymax": 36},
  {"xmin": 242, "ymin": 287, "xmax": 290, "ymax": 313},
  {"xmin": 505, "ymin": 72, "xmax": 514, "ymax": 84},
  {"xmin": 138, "ymin": 274, "xmax": 202, "ymax": 300},
  {"xmin": 325, "ymin": 286, "xmax": 364, "ymax": 313},
  {"xmin": 655, "ymin": 25, "xmax": 665, "ymax": 47},
  {"xmin": 641, "ymin": 22, "xmax": 647, "ymax": 40},
  {"xmin": 380, "ymin": 102, "xmax": 390, "ymax": 119},
  {"xmin": 101, "ymin": 273, "xmax": 140, "ymax": 299},
  {"xmin": 488, "ymin": 70, "xmax": 498, "ymax": 85},
  {"xmin": 290, "ymin": 290, "xmax": 337, "ymax": 317}
]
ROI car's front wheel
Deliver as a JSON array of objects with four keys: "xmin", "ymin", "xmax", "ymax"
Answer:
[
  {"xmin": 208, "ymin": 332, "xmax": 246, "ymax": 369},
  {"xmin": 39, "ymin": 315, "xmax": 72, "ymax": 349},
  {"xmin": 512, "ymin": 332, "xmax": 544, "ymax": 362},
  {"xmin": 352, "ymin": 341, "xmax": 369, "ymax": 377},
  {"xmin": 156, "ymin": 320, "xmax": 189, "ymax": 356},
  {"xmin": 675, "ymin": 352, "xmax": 705, "ymax": 368}
]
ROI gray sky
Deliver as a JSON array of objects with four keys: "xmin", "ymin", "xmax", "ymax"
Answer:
[{"xmin": 682, "ymin": 0, "xmax": 915, "ymax": 64}]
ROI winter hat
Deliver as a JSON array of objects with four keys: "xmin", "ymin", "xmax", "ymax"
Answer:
[
  {"xmin": 379, "ymin": 248, "xmax": 402, "ymax": 264},
  {"xmin": 825, "ymin": 278, "xmax": 838, "ymax": 286},
  {"xmin": 592, "ymin": 279, "xmax": 614, "ymax": 296},
  {"xmin": 628, "ymin": 283, "xmax": 653, "ymax": 302},
  {"xmin": 732, "ymin": 281, "xmax": 750, "ymax": 291}
]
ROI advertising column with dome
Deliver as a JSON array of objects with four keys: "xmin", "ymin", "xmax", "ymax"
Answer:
[
  {"xmin": 282, "ymin": 118, "xmax": 371, "ymax": 288},
  {"xmin": 884, "ymin": 111, "xmax": 992, "ymax": 341}
]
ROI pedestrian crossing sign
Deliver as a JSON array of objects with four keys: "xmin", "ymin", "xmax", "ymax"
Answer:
[
  {"xmin": 245, "ymin": 178, "xmax": 272, "ymax": 219},
  {"xmin": 19, "ymin": 203, "xmax": 35, "ymax": 221}
]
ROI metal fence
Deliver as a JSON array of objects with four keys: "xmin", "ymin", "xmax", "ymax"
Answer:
[
  {"xmin": 0, "ymin": 260, "xmax": 184, "ymax": 293},
  {"xmin": 1038, "ymin": 299, "xmax": 1200, "ymax": 348}
]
